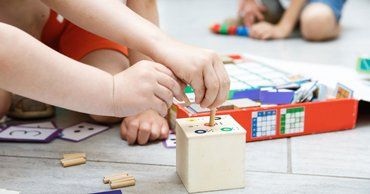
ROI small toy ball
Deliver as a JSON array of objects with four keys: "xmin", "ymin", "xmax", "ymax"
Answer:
[
  {"xmin": 236, "ymin": 26, "xmax": 249, "ymax": 36},
  {"xmin": 210, "ymin": 24, "xmax": 221, "ymax": 33},
  {"xmin": 219, "ymin": 24, "xmax": 228, "ymax": 34},
  {"xmin": 228, "ymin": 25, "xmax": 237, "ymax": 35}
]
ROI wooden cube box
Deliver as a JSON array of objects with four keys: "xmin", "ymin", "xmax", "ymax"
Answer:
[{"xmin": 176, "ymin": 115, "xmax": 246, "ymax": 193}]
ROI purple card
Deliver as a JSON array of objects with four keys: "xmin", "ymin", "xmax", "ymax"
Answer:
[
  {"xmin": 91, "ymin": 190, "xmax": 122, "ymax": 194},
  {"xmin": 163, "ymin": 133, "xmax": 176, "ymax": 148},
  {"xmin": 59, "ymin": 122, "xmax": 109, "ymax": 142},
  {"xmin": 0, "ymin": 126, "xmax": 61, "ymax": 143}
]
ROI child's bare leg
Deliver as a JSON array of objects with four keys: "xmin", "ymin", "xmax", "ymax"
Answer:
[
  {"xmin": 79, "ymin": 49, "xmax": 130, "ymax": 123},
  {"xmin": 0, "ymin": 89, "xmax": 11, "ymax": 118},
  {"xmin": 300, "ymin": 3, "xmax": 339, "ymax": 41}
]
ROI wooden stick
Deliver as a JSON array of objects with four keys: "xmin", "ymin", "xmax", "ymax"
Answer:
[
  {"xmin": 209, "ymin": 109, "xmax": 216, "ymax": 126},
  {"xmin": 63, "ymin": 153, "xmax": 86, "ymax": 159},
  {"xmin": 110, "ymin": 179, "xmax": 136, "ymax": 189},
  {"xmin": 60, "ymin": 157, "xmax": 86, "ymax": 167},
  {"xmin": 103, "ymin": 173, "xmax": 129, "ymax": 184}
]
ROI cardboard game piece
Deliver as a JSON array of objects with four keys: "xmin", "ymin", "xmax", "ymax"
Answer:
[
  {"xmin": 259, "ymin": 88, "xmax": 294, "ymax": 105},
  {"xmin": 334, "ymin": 83, "xmax": 354, "ymax": 99},
  {"xmin": 356, "ymin": 56, "xmax": 370, "ymax": 73},
  {"xmin": 0, "ymin": 126, "xmax": 60, "ymax": 142},
  {"xmin": 163, "ymin": 132, "xmax": 176, "ymax": 148},
  {"xmin": 60, "ymin": 122, "xmax": 109, "ymax": 142},
  {"xmin": 176, "ymin": 115, "xmax": 245, "ymax": 193}
]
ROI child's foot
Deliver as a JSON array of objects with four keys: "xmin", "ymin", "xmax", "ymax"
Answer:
[
  {"xmin": 120, "ymin": 109, "xmax": 169, "ymax": 145},
  {"xmin": 7, "ymin": 95, "xmax": 55, "ymax": 119}
]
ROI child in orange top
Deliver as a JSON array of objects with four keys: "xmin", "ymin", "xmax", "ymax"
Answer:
[{"xmin": 0, "ymin": 0, "xmax": 230, "ymax": 145}]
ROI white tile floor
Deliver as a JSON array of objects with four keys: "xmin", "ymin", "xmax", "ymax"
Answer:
[{"xmin": 0, "ymin": 0, "xmax": 369, "ymax": 193}]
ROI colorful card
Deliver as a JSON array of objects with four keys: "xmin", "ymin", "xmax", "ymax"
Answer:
[
  {"xmin": 163, "ymin": 133, "xmax": 176, "ymax": 148},
  {"xmin": 334, "ymin": 83, "xmax": 354, "ymax": 99},
  {"xmin": 0, "ymin": 126, "xmax": 61, "ymax": 143},
  {"xmin": 59, "ymin": 122, "xmax": 109, "ymax": 142}
]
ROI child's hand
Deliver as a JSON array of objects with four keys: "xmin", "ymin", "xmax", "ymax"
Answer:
[
  {"xmin": 238, "ymin": 0, "xmax": 266, "ymax": 27},
  {"xmin": 120, "ymin": 109, "xmax": 169, "ymax": 145},
  {"xmin": 250, "ymin": 22, "xmax": 290, "ymax": 40},
  {"xmin": 158, "ymin": 42, "xmax": 230, "ymax": 109},
  {"xmin": 114, "ymin": 60, "xmax": 185, "ymax": 117}
]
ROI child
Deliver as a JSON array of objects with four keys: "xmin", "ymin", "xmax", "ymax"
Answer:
[
  {"xmin": 238, "ymin": 0, "xmax": 346, "ymax": 41},
  {"xmin": 0, "ymin": 0, "xmax": 230, "ymax": 145}
]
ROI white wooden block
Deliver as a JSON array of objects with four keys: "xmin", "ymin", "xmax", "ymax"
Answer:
[{"xmin": 176, "ymin": 115, "xmax": 246, "ymax": 193}]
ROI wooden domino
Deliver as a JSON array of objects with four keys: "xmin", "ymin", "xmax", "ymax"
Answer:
[
  {"xmin": 103, "ymin": 172, "xmax": 136, "ymax": 189},
  {"xmin": 60, "ymin": 152, "xmax": 86, "ymax": 167},
  {"xmin": 176, "ymin": 115, "xmax": 246, "ymax": 193}
]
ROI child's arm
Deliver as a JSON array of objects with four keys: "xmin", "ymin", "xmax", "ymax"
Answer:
[
  {"xmin": 0, "ymin": 23, "xmax": 181, "ymax": 117},
  {"xmin": 41, "ymin": 0, "xmax": 230, "ymax": 109},
  {"xmin": 250, "ymin": 0, "xmax": 306, "ymax": 40},
  {"xmin": 126, "ymin": 0, "xmax": 158, "ymax": 64}
]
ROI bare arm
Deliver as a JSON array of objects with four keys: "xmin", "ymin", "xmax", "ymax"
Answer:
[
  {"xmin": 40, "ymin": 0, "xmax": 231, "ymax": 109},
  {"xmin": 0, "ymin": 23, "xmax": 115, "ymax": 116},
  {"xmin": 277, "ymin": 0, "xmax": 306, "ymax": 35},
  {"xmin": 126, "ymin": 0, "xmax": 159, "ymax": 64},
  {"xmin": 41, "ymin": 0, "xmax": 168, "ymax": 62}
]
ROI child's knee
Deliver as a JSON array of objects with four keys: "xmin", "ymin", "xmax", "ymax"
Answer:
[
  {"xmin": 90, "ymin": 115, "xmax": 121, "ymax": 124},
  {"xmin": 300, "ymin": 3, "xmax": 338, "ymax": 41},
  {"xmin": 0, "ymin": 90, "xmax": 11, "ymax": 118}
]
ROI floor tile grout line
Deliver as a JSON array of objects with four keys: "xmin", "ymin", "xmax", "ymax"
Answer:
[
  {"xmin": 0, "ymin": 154, "xmax": 176, "ymax": 167},
  {"xmin": 2, "ymin": 155, "xmax": 370, "ymax": 181},
  {"xmin": 287, "ymin": 138, "xmax": 292, "ymax": 174}
]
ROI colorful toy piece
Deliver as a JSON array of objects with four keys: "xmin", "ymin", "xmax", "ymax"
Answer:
[
  {"xmin": 356, "ymin": 56, "xmax": 370, "ymax": 73},
  {"xmin": 210, "ymin": 23, "xmax": 249, "ymax": 37}
]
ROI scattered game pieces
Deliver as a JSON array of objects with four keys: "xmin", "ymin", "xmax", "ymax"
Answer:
[
  {"xmin": 259, "ymin": 88, "xmax": 294, "ymax": 105},
  {"xmin": 60, "ymin": 152, "xmax": 86, "ymax": 167},
  {"xmin": 292, "ymin": 81, "xmax": 319, "ymax": 103},
  {"xmin": 163, "ymin": 132, "xmax": 176, "ymax": 148},
  {"xmin": 59, "ymin": 122, "xmax": 109, "ymax": 142},
  {"xmin": 356, "ymin": 56, "xmax": 370, "ymax": 73},
  {"xmin": 0, "ymin": 126, "xmax": 61, "ymax": 142},
  {"xmin": 103, "ymin": 172, "xmax": 129, "ymax": 184},
  {"xmin": 176, "ymin": 115, "xmax": 245, "ymax": 193},
  {"xmin": 334, "ymin": 83, "xmax": 354, "ymax": 99},
  {"xmin": 210, "ymin": 23, "xmax": 249, "ymax": 37},
  {"xmin": 63, "ymin": 152, "xmax": 86, "ymax": 159},
  {"xmin": 103, "ymin": 172, "xmax": 135, "ymax": 189}
]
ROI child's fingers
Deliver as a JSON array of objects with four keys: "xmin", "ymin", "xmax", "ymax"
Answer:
[
  {"xmin": 155, "ymin": 84, "xmax": 173, "ymax": 109},
  {"xmin": 149, "ymin": 122, "xmax": 161, "ymax": 141},
  {"xmin": 157, "ymin": 72, "xmax": 184, "ymax": 102},
  {"xmin": 254, "ymin": 10, "xmax": 265, "ymax": 21},
  {"xmin": 200, "ymin": 65, "xmax": 219, "ymax": 108},
  {"xmin": 208, "ymin": 58, "xmax": 230, "ymax": 109},
  {"xmin": 190, "ymin": 70, "xmax": 205, "ymax": 105},
  {"xmin": 151, "ymin": 96, "xmax": 168, "ymax": 117},
  {"xmin": 126, "ymin": 119, "xmax": 140, "ymax": 145},
  {"xmin": 160, "ymin": 121, "xmax": 170, "ymax": 140},
  {"xmin": 137, "ymin": 122, "xmax": 151, "ymax": 145},
  {"xmin": 120, "ymin": 121, "xmax": 128, "ymax": 140}
]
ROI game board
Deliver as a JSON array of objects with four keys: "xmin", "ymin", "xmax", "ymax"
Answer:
[{"xmin": 184, "ymin": 58, "xmax": 309, "ymax": 101}]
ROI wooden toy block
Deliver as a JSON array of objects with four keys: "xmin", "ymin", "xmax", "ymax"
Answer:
[{"xmin": 176, "ymin": 115, "xmax": 246, "ymax": 193}]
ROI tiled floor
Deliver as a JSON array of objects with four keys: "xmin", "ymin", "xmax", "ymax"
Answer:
[{"xmin": 0, "ymin": 0, "xmax": 369, "ymax": 193}]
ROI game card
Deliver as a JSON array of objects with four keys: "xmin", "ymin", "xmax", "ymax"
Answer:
[
  {"xmin": 60, "ymin": 122, "xmax": 109, "ymax": 142},
  {"xmin": 163, "ymin": 133, "xmax": 176, "ymax": 148},
  {"xmin": 0, "ymin": 126, "xmax": 61, "ymax": 143}
]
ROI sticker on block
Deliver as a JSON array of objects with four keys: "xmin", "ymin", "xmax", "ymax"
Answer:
[
  {"xmin": 280, "ymin": 107, "xmax": 305, "ymax": 134},
  {"xmin": 251, "ymin": 110, "xmax": 277, "ymax": 138}
]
